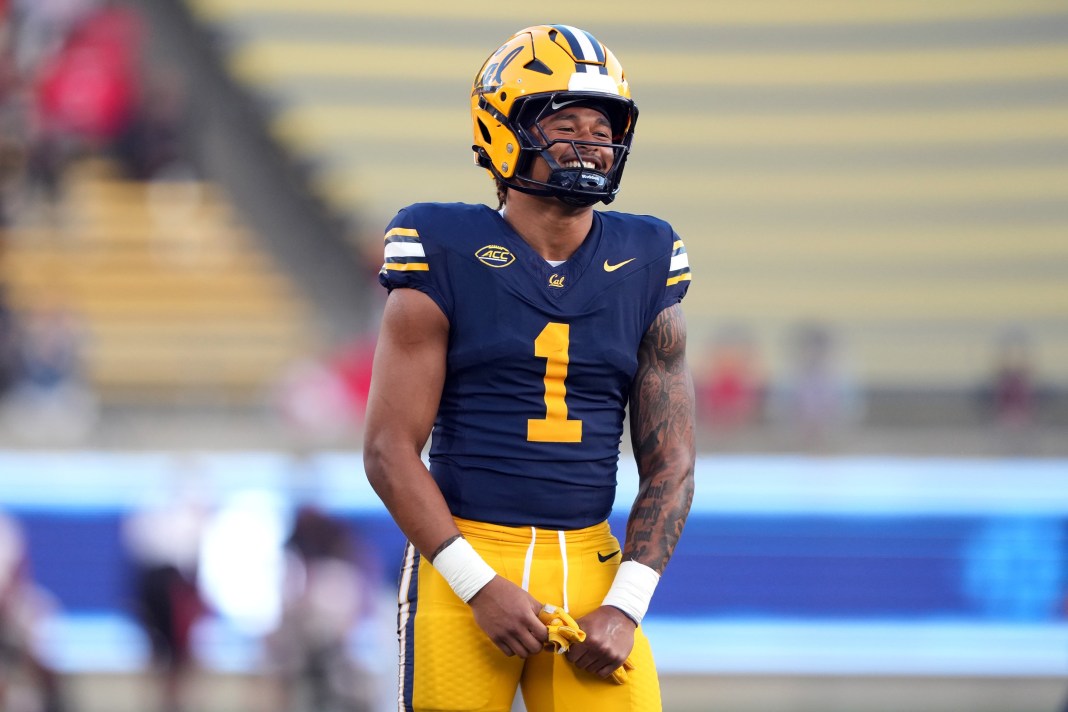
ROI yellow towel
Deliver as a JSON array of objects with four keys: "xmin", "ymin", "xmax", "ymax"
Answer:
[
  {"xmin": 538, "ymin": 604, "xmax": 586, "ymax": 653},
  {"xmin": 538, "ymin": 605, "xmax": 634, "ymax": 684}
]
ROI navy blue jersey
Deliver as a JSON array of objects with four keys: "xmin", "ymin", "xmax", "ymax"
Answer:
[{"xmin": 379, "ymin": 203, "xmax": 690, "ymax": 528}]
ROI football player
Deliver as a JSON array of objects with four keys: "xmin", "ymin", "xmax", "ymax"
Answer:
[{"xmin": 364, "ymin": 24, "xmax": 696, "ymax": 711}]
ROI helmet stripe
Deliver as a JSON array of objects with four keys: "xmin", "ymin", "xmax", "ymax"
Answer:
[{"xmin": 551, "ymin": 24, "xmax": 607, "ymax": 71}]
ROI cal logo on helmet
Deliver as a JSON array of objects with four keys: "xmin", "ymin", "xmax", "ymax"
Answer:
[{"xmin": 476, "ymin": 245, "xmax": 515, "ymax": 268}]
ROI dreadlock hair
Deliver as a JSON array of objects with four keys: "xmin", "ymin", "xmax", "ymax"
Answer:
[{"xmin": 494, "ymin": 177, "xmax": 508, "ymax": 210}]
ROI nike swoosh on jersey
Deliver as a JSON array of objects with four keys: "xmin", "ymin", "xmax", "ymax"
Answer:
[
  {"xmin": 603, "ymin": 258, "xmax": 636, "ymax": 272},
  {"xmin": 597, "ymin": 549, "xmax": 621, "ymax": 562}
]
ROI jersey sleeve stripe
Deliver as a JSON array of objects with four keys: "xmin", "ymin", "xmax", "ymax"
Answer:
[
  {"xmin": 385, "ymin": 242, "xmax": 426, "ymax": 259},
  {"xmin": 385, "ymin": 227, "xmax": 420, "ymax": 241},
  {"xmin": 666, "ymin": 237, "xmax": 691, "ymax": 286},
  {"xmin": 666, "ymin": 272, "xmax": 692, "ymax": 286},
  {"xmin": 382, "ymin": 225, "xmax": 429, "ymax": 271},
  {"xmin": 669, "ymin": 238, "xmax": 689, "ymax": 272},
  {"xmin": 382, "ymin": 262, "xmax": 430, "ymax": 272}
]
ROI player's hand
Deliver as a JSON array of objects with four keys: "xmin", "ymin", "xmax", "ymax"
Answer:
[
  {"xmin": 467, "ymin": 576, "xmax": 548, "ymax": 658},
  {"xmin": 565, "ymin": 605, "xmax": 636, "ymax": 681}
]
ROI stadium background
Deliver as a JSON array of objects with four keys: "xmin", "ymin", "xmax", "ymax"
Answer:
[{"xmin": 0, "ymin": 1, "xmax": 1066, "ymax": 711}]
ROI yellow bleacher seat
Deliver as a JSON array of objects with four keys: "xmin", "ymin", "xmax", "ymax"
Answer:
[
  {"xmin": 0, "ymin": 159, "xmax": 319, "ymax": 404},
  {"xmin": 186, "ymin": 1, "xmax": 1068, "ymax": 390}
]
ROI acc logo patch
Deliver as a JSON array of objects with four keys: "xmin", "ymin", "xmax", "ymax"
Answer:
[{"xmin": 476, "ymin": 244, "xmax": 515, "ymax": 268}]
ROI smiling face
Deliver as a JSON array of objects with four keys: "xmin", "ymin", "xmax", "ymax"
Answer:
[{"xmin": 524, "ymin": 105, "xmax": 616, "ymax": 185}]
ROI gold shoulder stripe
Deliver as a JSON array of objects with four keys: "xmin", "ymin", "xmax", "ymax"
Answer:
[
  {"xmin": 666, "ymin": 273, "xmax": 692, "ymax": 287},
  {"xmin": 385, "ymin": 227, "xmax": 420, "ymax": 241},
  {"xmin": 383, "ymin": 262, "xmax": 429, "ymax": 272}
]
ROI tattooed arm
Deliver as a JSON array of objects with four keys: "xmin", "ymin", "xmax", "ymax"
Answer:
[
  {"xmin": 624, "ymin": 302, "xmax": 697, "ymax": 574},
  {"xmin": 565, "ymin": 304, "xmax": 696, "ymax": 680}
]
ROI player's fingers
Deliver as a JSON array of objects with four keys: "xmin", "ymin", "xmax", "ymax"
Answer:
[
  {"xmin": 571, "ymin": 645, "xmax": 628, "ymax": 675},
  {"xmin": 594, "ymin": 661, "xmax": 620, "ymax": 680},
  {"xmin": 608, "ymin": 658, "xmax": 634, "ymax": 684},
  {"xmin": 493, "ymin": 625, "xmax": 541, "ymax": 657},
  {"xmin": 512, "ymin": 627, "xmax": 548, "ymax": 658},
  {"xmin": 566, "ymin": 646, "xmax": 601, "ymax": 673},
  {"xmin": 563, "ymin": 643, "xmax": 586, "ymax": 666},
  {"xmin": 533, "ymin": 618, "xmax": 549, "ymax": 644}
]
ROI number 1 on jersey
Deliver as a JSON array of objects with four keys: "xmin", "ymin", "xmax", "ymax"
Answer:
[{"xmin": 528, "ymin": 322, "xmax": 583, "ymax": 443}]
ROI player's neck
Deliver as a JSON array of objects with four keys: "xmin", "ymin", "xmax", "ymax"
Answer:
[{"xmin": 501, "ymin": 193, "xmax": 594, "ymax": 262}]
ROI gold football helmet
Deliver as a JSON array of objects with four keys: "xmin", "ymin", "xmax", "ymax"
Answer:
[{"xmin": 471, "ymin": 25, "xmax": 638, "ymax": 206}]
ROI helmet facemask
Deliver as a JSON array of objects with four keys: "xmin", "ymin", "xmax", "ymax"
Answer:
[{"xmin": 506, "ymin": 93, "xmax": 637, "ymax": 207}]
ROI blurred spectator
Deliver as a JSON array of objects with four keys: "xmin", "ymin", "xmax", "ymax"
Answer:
[
  {"xmin": 329, "ymin": 333, "xmax": 376, "ymax": 426},
  {"xmin": 274, "ymin": 353, "xmax": 358, "ymax": 446},
  {"xmin": 9, "ymin": 0, "xmax": 99, "ymax": 77},
  {"xmin": 981, "ymin": 326, "xmax": 1041, "ymax": 455},
  {"xmin": 1, "ymin": 0, "xmax": 145, "ymax": 227},
  {"xmin": 273, "ymin": 334, "xmax": 377, "ymax": 448},
  {"xmin": 0, "ymin": 284, "xmax": 21, "ymax": 399},
  {"xmin": 121, "ymin": 460, "xmax": 213, "ymax": 712},
  {"xmin": 767, "ymin": 323, "xmax": 864, "ymax": 453},
  {"xmin": 0, "ymin": 152, "xmax": 18, "ymax": 229},
  {"xmin": 0, "ymin": 511, "xmax": 66, "ymax": 712},
  {"xmin": 695, "ymin": 324, "xmax": 763, "ymax": 434},
  {"xmin": 0, "ymin": 115, "xmax": 22, "ymax": 229},
  {"xmin": 0, "ymin": 16, "xmax": 24, "ymax": 229},
  {"xmin": 31, "ymin": 1, "xmax": 142, "ymax": 147},
  {"xmin": 266, "ymin": 456, "xmax": 375, "ymax": 712},
  {"xmin": 18, "ymin": 0, "xmax": 110, "ymax": 220},
  {"xmin": 113, "ymin": 66, "xmax": 192, "ymax": 182},
  {"xmin": 0, "ymin": 301, "xmax": 98, "ymax": 444}
]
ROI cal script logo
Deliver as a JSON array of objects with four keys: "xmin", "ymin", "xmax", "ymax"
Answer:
[
  {"xmin": 548, "ymin": 274, "xmax": 566, "ymax": 288},
  {"xmin": 478, "ymin": 46, "xmax": 522, "ymax": 92},
  {"xmin": 476, "ymin": 245, "xmax": 515, "ymax": 268}
]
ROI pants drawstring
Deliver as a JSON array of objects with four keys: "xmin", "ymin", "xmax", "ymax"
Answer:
[
  {"xmin": 557, "ymin": 530, "xmax": 570, "ymax": 613},
  {"xmin": 521, "ymin": 526, "xmax": 571, "ymax": 613},
  {"xmin": 521, "ymin": 526, "xmax": 536, "ymax": 591}
]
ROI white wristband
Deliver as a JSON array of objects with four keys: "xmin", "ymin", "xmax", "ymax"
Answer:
[
  {"xmin": 431, "ymin": 537, "xmax": 497, "ymax": 603},
  {"xmin": 602, "ymin": 560, "xmax": 660, "ymax": 625}
]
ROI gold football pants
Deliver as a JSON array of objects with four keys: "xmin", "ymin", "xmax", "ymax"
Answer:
[{"xmin": 396, "ymin": 517, "xmax": 662, "ymax": 711}]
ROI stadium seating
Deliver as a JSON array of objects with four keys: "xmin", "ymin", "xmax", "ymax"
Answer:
[
  {"xmin": 186, "ymin": 0, "xmax": 1068, "ymax": 392},
  {"xmin": 0, "ymin": 159, "xmax": 318, "ymax": 405}
]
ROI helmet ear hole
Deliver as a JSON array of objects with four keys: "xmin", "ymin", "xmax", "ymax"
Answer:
[{"xmin": 477, "ymin": 118, "xmax": 492, "ymax": 144}]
